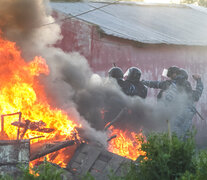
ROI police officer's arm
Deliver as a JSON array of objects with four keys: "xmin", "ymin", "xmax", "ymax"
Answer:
[
  {"xmin": 142, "ymin": 80, "xmax": 160, "ymax": 88},
  {"xmin": 192, "ymin": 75, "xmax": 204, "ymax": 102},
  {"xmin": 142, "ymin": 80, "xmax": 169, "ymax": 89}
]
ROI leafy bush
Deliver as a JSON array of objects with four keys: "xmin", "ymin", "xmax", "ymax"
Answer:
[
  {"xmin": 134, "ymin": 132, "xmax": 196, "ymax": 180},
  {"xmin": 180, "ymin": 150, "xmax": 207, "ymax": 180},
  {"xmin": 0, "ymin": 161, "xmax": 64, "ymax": 180}
]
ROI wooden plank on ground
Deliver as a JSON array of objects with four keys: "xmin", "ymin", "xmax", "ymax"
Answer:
[
  {"xmin": 79, "ymin": 144, "xmax": 102, "ymax": 175},
  {"xmin": 67, "ymin": 144, "xmax": 102, "ymax": 176},
  {"xmin": 101, "ymin": 153, "xmax": 125, "ymax": 180}
]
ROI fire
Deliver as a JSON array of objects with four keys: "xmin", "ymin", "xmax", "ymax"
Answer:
[
  {"xmin": 31, "ymin": 144, "xmax": 78, "ymax": 168},
  {"xmin": 0, "ymin": 32, "xmax": 81, "ymax": 166},
  {"xmin": 108, "ymin": 126, "xmax": 146, "ymax": 161},
  {"xmin": 0, "ymin": 32, "xmax": 81, "ymax": 141}
]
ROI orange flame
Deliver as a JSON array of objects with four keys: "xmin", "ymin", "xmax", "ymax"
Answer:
[
  {"xmin": 0, "ymin": 32, "xmax": 81, "ymax": 141},
  {"xmin": 108, "ymin": 126, "xmax": 146, "ymax": 161},
  {"xmin": 0, "ymin": 32, "xmax": 81, "ymax": 166},
  {"xmin": 31, "ymin": 144, "xmax": 78, "ymax": 168}
]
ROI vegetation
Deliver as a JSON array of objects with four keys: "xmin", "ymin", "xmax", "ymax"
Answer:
[
  {"xmin": 180, "ymin": 150, "xmax": 207, "ymax": 180},
  {"xmin": 108, "ymin": 132, "xmax": 197, "ymax": 180},
  {"xmin": 108, "ymin": 131, "xmax": 207, "ymax": 180},
  {"xmin": 182, "ymin": 0, "xmax": 207, "ymax": 7},
  {"xmin": 0, "ymin": 161, "xmax": 64, "ymax": 180}
]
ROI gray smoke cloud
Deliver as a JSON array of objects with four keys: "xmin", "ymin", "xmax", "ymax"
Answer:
[
  {"xmin": 0, "ymin": 0, "xmax": 60, "ymax": 59},
  {"xmin": 0, "ymin": 0, "xmax": 198, "ymax": 146}
]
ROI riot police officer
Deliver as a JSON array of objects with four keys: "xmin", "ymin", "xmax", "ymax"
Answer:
[
  {"xmin": 108, "ymin": 67, "xmax": 135, "ymax": 96},
  {"xmin": 161, "ymin": 68, "xmax": 203, "ymax": 138},
  {"xmin": 142, "ymin": 66, "xmax": 180, "ymax": 99},
  {"xmin": 125, "ymin": 67, "xmax": 147, "ymax": 98},
  {"xmin": 175, "ymin": 68, "xmax": 203, "ymax": 102}
]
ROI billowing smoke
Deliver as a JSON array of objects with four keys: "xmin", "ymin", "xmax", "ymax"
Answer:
[
  {"xmin": 0, "ymin": 0, "xmax": 60, "ymax": 59},
  {"xmin": 0, "ymin": 0, "xmax": 193, "ymax": 145}
]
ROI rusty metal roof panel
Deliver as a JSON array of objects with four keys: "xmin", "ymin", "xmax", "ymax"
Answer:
[{"xmin": 51, "ymin": 2, "xmax": 207, "ymax": 46}]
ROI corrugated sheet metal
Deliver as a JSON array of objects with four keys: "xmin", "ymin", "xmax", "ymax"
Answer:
[{"xmin": 51, "ymin": 2, "xmax": 207, "ymax": 46}]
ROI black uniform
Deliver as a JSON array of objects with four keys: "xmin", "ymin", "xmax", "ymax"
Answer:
[
  {"xmin": 125, "ymin": 67, "xmax": 147, "ymax": 98},
  {"xmin": 117, "ymin": 79, "xmax": 135, "ymax": 96},
  {"xmin": 127, "ymin": 80, "xmax": 147, "ymax": 98}
]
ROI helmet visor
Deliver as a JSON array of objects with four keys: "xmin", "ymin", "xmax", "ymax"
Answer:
[
  {"xmin": 124, "ymin": 69, "xmax": 130, "ymax": 78},
  {"xmin": 162, "ymin": 68, "xmax": 168, "ymax": 78}
]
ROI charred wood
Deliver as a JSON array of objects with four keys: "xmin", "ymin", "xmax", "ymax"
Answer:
[
  {"xmin": 30, "ymin": 140, "xmax": 75, "ymax": 161},
  {"xmin": 107, "ymin": 135, "xmax": 117, "ymax": 142}
]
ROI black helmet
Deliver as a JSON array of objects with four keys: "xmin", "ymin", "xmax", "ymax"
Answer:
[
  {"xmin": 108, "ymin": 67, "xmax": 123, "ymax": 79},
  {"xmin": 167, "ymin": 66, "xmax": 179, "ymax": 78},
  {"xmin": 178, "ymin": 68, "xmax": 188, "ymax": 80},
  {"xmin": 125, "ymin": 67, "xmax": 142, "ymax": 81}
]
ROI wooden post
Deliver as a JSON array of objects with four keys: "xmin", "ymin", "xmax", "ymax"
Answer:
[
  {"xmin": 17, "ymin": 112, "xmax": 22, "ymax": 140},
  {"xmin": 1, "ymin": 115, "xmax": 4, "ymax": 133},
  {"xmin": 167, "ymin": 120, "xmax": 172, "ymax": 144}
]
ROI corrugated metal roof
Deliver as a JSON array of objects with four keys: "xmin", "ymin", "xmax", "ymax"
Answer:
[{"xmin": 51, "ymin": 2, "xmax": 207, "ymax": 46}]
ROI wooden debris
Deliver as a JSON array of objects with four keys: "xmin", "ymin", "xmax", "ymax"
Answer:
[
  {"xmin": 66, "ymin": 143, "xmax": 131, "ymax": 180},
  {"xmin": 11, "ymin": 120, "xmax": 54, "ymax": 139},
  {"xmin": 30, "ymin": 140, "xmax": 75, "ymax": 161}
]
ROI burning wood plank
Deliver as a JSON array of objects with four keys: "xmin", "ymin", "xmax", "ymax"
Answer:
[{"xmin": 30, "ymin": 140, "xmax": 76, "ymax": 161}]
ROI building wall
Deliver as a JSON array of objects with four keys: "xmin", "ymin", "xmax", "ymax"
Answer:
[{"xmin": 55, "ymin": 13, "xmax": 207, "ymax": 143}]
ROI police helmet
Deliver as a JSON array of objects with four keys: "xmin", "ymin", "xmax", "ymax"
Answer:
[
  {"xmin": 108, "ymin": 67, "xmax": 124, "ymax": 79},
  {"xmin": 178, "ymin": 68, "xmax": 188, "ymax": 80},
  {"xmin": 125, "ymin": 67, "xmax": 142, "ymax": 81},
  {"xmin": 167, "ymin": 66, "xmax": 180, "ymax": 78}
]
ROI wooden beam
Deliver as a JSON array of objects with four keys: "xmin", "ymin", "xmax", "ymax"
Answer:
[{"xmin": 30, "ymin": 140, "xmax": 75, "ymax": 161}]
